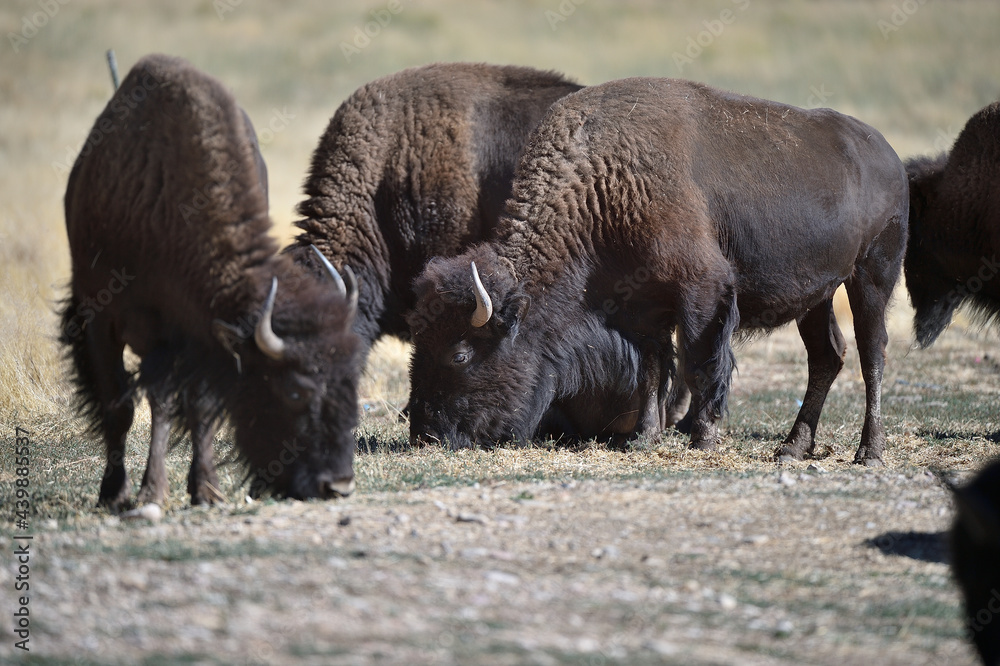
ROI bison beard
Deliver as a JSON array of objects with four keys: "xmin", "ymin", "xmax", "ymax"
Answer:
[
  {"xmin": 408, "ymin": 77, "xmax": 908, "ymax": 465},
  {"xmin": 60, "ymin": 54, "xmax": 362, "ymax": 510},
  {"xmin": 904, "ymin": 102, "xmax": 1000, "ymax": 349}
]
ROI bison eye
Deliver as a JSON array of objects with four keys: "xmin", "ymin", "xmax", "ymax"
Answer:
[
  {"xmin": 452, "ymin": 351, "xmax": 471, "ymax": 366},
  {"xmin": 281, "ymin": 375, "xmax": 316, "ymax": 411}
]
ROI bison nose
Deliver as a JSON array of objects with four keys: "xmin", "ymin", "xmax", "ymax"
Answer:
[{"xmin": 320, "ymin": 476, "xmax": 355, "ymax": 498}]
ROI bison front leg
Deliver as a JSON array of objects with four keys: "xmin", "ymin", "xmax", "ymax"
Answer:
[
  {"xmin": 136, "ymin": 386, "xmax": 173, "ymax": 506},
  {"xmin": 775, "ymin": 299, "xmax": 846, "ymax": 462},
  {"xmin": 682, "ymin": 284, "xmax": 740, "ymax": 451},
  {"xmin": 184, "ymin": 388, "xmax": 222, "ymax": 505}
]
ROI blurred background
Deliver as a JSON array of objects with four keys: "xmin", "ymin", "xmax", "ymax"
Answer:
[{"xmin": 2, "ymin": 0, "xmax": 998, "ymax": 423}]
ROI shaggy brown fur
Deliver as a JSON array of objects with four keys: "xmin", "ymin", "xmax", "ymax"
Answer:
[
  {"xmin": 408, "ymin": 78, "xmax": 907, "ymax": 465},
  {"xmin": 905, "ymin": 101, "xmax": 1000, "ymax": 348},
  {"xmin": 286, "ymin": 62, "xmax": 583, "ymax": 350},
  {"xmin": 286, "ymin": 63, "xmax": 663, "ymax": 443},
  {"xmin": 60, "ymin": 54, "xmax": 361, "ymax": 510}
]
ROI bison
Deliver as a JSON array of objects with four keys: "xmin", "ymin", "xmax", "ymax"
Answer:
[
  {"xmin": 59, "ymin": 54, "xmax": 362, "ymax": 510},
  {"xmin": 407, "ymin": 77, "xmax": 908, "ymax": 465},
  {"xmin": 286, "ymin": 62, "xmax": 583, "ymax": 354},
  {"xmin": 950, "ymin": 459, "xmax": 1000, "ymax": 666},
  {"xmin": 905, "ymin": 101, "xmax": 1000, "ymax": 348}
]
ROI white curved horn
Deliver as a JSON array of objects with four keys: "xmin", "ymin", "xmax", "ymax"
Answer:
[
  {"xmin": 310, "ymin": 245, "xmax": 358, "ymax": 321},
  {"xmin": 311, "ymin": 245, "xmax": 346, "ymax": 296},
  {"xmin": 255, "ymin": 277, "xmax": 286, "ymax": 360},
  {"xmin": 470, "ymin": 261, "xmax": 493, "ymax": 328},
  {"xmin": 342, "ymin": 265, "xmax": 359, "ymax": 322}
]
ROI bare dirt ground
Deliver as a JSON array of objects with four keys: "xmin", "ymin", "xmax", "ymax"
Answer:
[{"xmin": 0, "ymin": 468, "xmax": 976, "ymax": 665}]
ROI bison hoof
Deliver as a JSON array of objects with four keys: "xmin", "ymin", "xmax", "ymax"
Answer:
[
  {"xmin": 774, "ymin": 445, "xmax": 805, "ymax": 464},
  {"xmin": 190, "ymin": 483, "xmax": 225, "ymax": 506},
  {"xmin": 689, "ymin": 422, "xmax": 720, "ymax": 451},
  {"xmin": 854, "ymin": 456, "xmax": 884, "ymax": 468},
  {"xmin": 135, "ymin": 486, "xmax": 166, "ymax": 508},
  {"xmin": 98, "ymin": 476, "xmax": 133, "ymax": 513}
]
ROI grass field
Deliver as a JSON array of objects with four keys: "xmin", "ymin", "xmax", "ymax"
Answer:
[{"xmin": 1, "ymin": 1, "xmax": 1000, "ymax": 663}]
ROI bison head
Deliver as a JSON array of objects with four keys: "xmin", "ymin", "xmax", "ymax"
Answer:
[
  {"xmin": 903, "ymin": 154, "xmax": 958, "ymax": 348},
  {"xmin": 406, "ymin": 246, "xmax": 557, "ymax": 449},
  {"xmin": 214, "ymin": 248, "xmax": 362, "ymax": 499}
]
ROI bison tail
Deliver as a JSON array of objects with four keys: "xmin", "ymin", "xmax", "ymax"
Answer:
[{"xmin": 57, "ymin": 295, "xmax": 114, "ymax": 435}]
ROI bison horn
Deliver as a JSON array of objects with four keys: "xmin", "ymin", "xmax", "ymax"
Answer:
[
  {"xmin": 310, "ymin": 245, "xmax": 358, "ymax": 321},
  {"xmin": 255, "ymin": 277, "xmax": 286, "ymax": 360},
  {"xmin": 470, "ymin": 261, "xmax": 493, "ymax": 327}
]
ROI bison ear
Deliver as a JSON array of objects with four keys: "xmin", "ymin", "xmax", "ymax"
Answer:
[{"xmin": 496, "ymin": 293, "xmax": 530, "ymax": 341}]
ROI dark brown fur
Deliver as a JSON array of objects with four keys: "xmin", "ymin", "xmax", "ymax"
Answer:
[
  {"xmin": 286, "ymin": 62, "xmax": 583, "ymax": 351},
  {"xmin": 905, "ymin": 102, "xmax": 1000, "ymax": 348},
  {"xmin": 285, "ymin": 63, "xmax": 658, "ymax": 443},
  {"xmin": 950, "ymin": 459, "xmax": 1000, "ymax": 665},
  {"xmin": 60, "ymin": 54, "xmax": 361, "ymax": 510},
  {"xmin": 408, "ymin": 78, "xmax": 908, "ymax": 465}
]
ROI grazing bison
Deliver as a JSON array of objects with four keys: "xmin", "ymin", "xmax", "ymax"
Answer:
[
  {"xmin": 950, "ymin": 459, "xmax": 1000, "ymax": 666},
  {"xmin": 407, "ymin": 77, "xmax": 908, "ymax": 465},
  {"xmin": 285, "ymin": 63, "xmax": 662, "ymax": 442},
  {"xmin": 60, "ymin": 54, "xmax": 362, "ymax": 510},
  {"xmin": 905, "ymin": 101, "xmax": 1000, "ymax": 348}
]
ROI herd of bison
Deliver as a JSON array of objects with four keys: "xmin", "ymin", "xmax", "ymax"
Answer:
[{"xmin": 58, "ymin": 54, "xmax": 998, "ymax": 662}]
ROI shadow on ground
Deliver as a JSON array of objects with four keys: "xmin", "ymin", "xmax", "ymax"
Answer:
[{"xmin": 865, "ymin": 530, "xmax": 949, "ymax": 563}]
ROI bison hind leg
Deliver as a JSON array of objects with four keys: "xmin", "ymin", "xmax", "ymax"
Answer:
[
  {"xmin": 775, "ymin": 299, "xmax": 847, "ymax": 462},
  {"xmin": 60, "ymin": 303, "xmax": 136, "ymax": 511},
  {"xmin": 681, "ymin": 283, "xmax": 740, "ymax": 450},
  {"xmin": 846, "ymin": 216, "xmax": 906, "ymax": 466}
]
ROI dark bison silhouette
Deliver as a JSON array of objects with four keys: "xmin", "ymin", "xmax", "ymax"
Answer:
[
  {"xmin": 905, "ymin": 101, "xmax": 1000, "ymax": 348},
  {"xmin": 950, "ymin": 459, "xmax": 1000, "ymax": 666},
  {"xmin": 60, "ymin": 54, "xmax": 362, "ymax": 510},
  {"xmin": 407, "ymin": 77, "xmax": 908, "ymax": 465}
]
